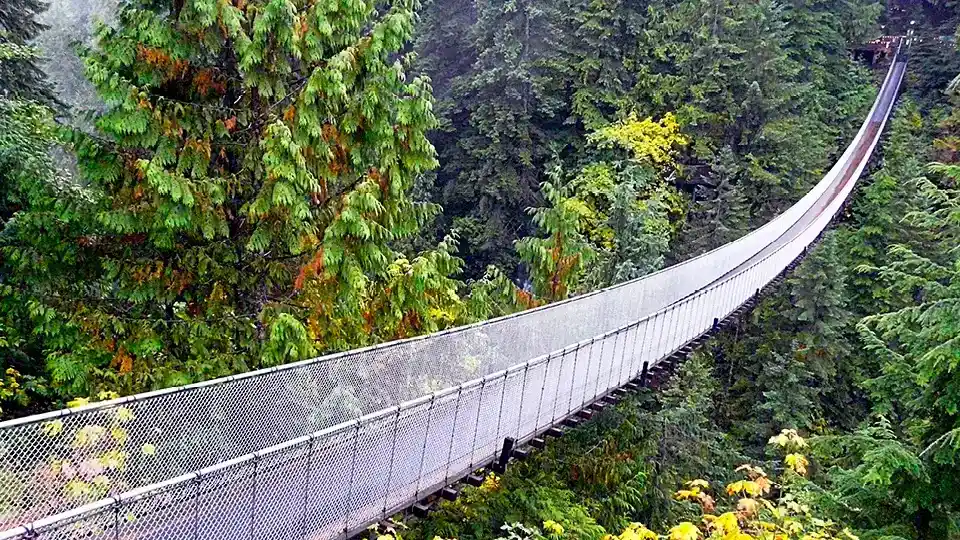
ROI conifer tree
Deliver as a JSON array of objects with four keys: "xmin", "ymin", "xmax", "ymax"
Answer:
[
  {"xmin": 0, "ymin": 91, "xmax": 64, "ymax": 415},
  {"xmin": 858, "ymin": 169, "xmax": 960, "ymax": 472},
  {"xmin": 0, "ymin": 4, "xmax": 70, "ymax": 414},
  {"xmin": 435, "ymin": 0, "xmax": 570, "ymax": 276},
  {"xmin": 7, "ymin": 0, "xmax": 460, "ymax": 397},
  {"xmin": 560, "ymin": 0, "xmax": 650, "ymax": 131},
  {"xmin": 650, "ymin": 351, "xmax": 741, "ymax": 527},
  {"xmin": 516, "ymin": 166, "xmax": 594, "ymax": 302},
  {"xmin": 413, "ymin": 0, "xmax": 476, "ymax": 105},
  {"xmin": 0, "ymin": 0, "xmax": 59, "ymax": 105},
  {"xmin": 675, "ymin": 146, "xmax": 749, "ymax": 258},
  {"xmin": 844, "ymin": 102, "xmax": 927, "ymax": 314}
]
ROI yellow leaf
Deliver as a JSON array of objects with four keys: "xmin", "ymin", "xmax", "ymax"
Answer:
[
  {"xmin": 785, "ymin": 453, "xmax": 809, "ymax": 476},
  {"xmin": 687, "ymin": 479, "xmax": 710, "ymax": 489},
  {"xmin": 63, "ymin": 479, "xmax": 91, "ymax": 499},
  {"xmin": 755, "ymin": 475, "xmax": 773, "ymax": 494},
  {"xmin": 589, "ymin": 112, "xmax": 688, "ymax": 167},
  {"xmin": 783, "ymin": 518, "xmax": 804, "ymax": 534},
  {"xmin": 786, "ymin": 500, "xmax": 806, "ymax": 514},
  {"xmin": 618, "ymin": 523, "xmax": 659, "ymax": 540},
  {"xmin": 115, "ymin": 407, "xmax": 136, "ymax": 423},
  {"xmin": 141, "ymin": 443, "xmax": 157, "ymax": 456},
  {"xmin": 543, "ymin": 520, "xmax": 564, "ymax": 536},
  {"xmin": 710, "ymin": 512, "xmax": 739, "ymax": 535},
  {"xmin": 769, "ymin": 429, "xmax": 807, "ymax": 450},
  {"xmin": 97, "ymin": 449, "xmax": 128, "ymax": 470},
  {"xmin": 73, "ymin": 425, "xmax": 106, "ymax": 448},
  {"xmin": 67, "ymin": 397, "xmax": 90, "ymax": 408},
  {"xmin": 726, "ymin": 480, "xmax": 761, "ymax": 497},
  {"xmin": 758, "ymin": 521, "xmax": 777, "ymax": 531},
  {"xmin": 735, "ymin": 464, "xmax": 767, "ymax": 479},
  {"xmin": 480, "ymin": 472, "xmax": 500, "ymax": 492},
  {"xmin": 97, "ymin": 391, "xmax": 120, "ymax": 401},
  {"xmin": 111, "ymin": 426, "xmax": 129, "ymax": 445},
  {"xmin": 668, "ymin": 522, "xmax": 700, "ymax": 540},
  {"xmin": 41, "ymin": 419, "xmax": 64, "ymax": 437}
]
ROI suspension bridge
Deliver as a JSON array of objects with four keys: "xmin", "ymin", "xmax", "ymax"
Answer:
[{"xmin": 0, "ymin": 39, "xmax": 907, "ymax": 540}]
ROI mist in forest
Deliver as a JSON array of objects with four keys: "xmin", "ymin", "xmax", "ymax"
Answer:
[{"xmin": 35, "ymin": 0, "xmax": 116, "ymax": 110}]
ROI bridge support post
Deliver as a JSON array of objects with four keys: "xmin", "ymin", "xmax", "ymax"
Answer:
[{"xmin": 492, "ymin": 437, "xmax": 516, "ymax": 473}]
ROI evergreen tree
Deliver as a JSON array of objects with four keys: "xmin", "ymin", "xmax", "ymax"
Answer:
[
  {"xmin": 858, "ymin": 168, "xmax": 960, "ymax": 477},
  {"xmin": 843, "ymin": 101, "xmax": 927, "ymax": 315},
  {"xmin": 0, "ymin": 96, "xmax": 65, "ymax": 416},
  {"xmin": 5, "ymin": 0, "xmax": 462, "ymax": 398},
  {"xmin": 560, "ymin": 0, "xmax": 650, "ymax": 131},
  {"xmin": 413, "ymin": 0, "xmax": 476, "ymax": 105},
  {"xmin": 754, "ymin": 349, "xmax": 818, "ymax": 433},
  {"xmin": 716, "ymin": 232, "xmax": 858, "ymax": 442},
  {"xmin": 0, "ymin": 7, "xmax": 71, "ymax": 415},
  {"xmin": 604, "ymin": 171, "xmax": 673, "ymax": 282},
  {"xmin": 432, "ymin": 0, "xmax": 572, "ymax": 277},
  {"xmin": 650, "ymin": 351, "xmax": 741, "ymax": 528},
  {"xmin": 0, "ymin": 0, "xmax": 59, "ymax": 105},
  {"xmin": 675, "ymin": 146, "xmax": 749, "ymax": 258},
  {"xmin": 516, "ymin": 167, "xmax": 595, "ymax": 302}
]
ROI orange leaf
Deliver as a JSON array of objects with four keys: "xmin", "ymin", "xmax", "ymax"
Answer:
[{"xmin": 112, "ymin": 349, "xmax": 134, "ymax": 374}]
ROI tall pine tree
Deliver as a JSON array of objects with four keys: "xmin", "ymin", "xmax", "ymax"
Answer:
[
  {"xmin": 0, "ymin": 0, "xmax": 59, "ymax": 105},
  {"xmin": 433, "ymin": 0, "xmax": 572, "ymax": 277}
]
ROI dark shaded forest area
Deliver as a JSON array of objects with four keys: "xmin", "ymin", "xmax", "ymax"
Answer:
[{"xmin": 2, "ymin": 0, "xmax": 960, "ymax": 537}]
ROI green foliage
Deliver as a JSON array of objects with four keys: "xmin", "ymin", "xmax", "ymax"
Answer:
[
  {"xmin": 411, "ymin": 471, "xmax": 606, "ymax": 540},
  {"xmin": 418, "ymin": 0, "xmax": 878, "ymax": 276},
  {"xmin": 426, "ymin": 0, "xmax": 571, "ymax": 276},
  {"xmin": 1, "ymin": 0, "xmax": 469, "ymax": 404},
  {"xmin": 573, "ymin": 114, "xmax": 686, "ymax": 287},
  {"xmin": 842, "ymin": 101, "xmax": 928, "ymax": 315},
  {"xmin": 808, "ymin": 419, "xmax": 938, "ymax": 539},
  {"xmin": 517, "ymin": 167, "xmax": 596, "ymax": 302},
  {"xmin": 649, "ymin": 352, "xmax": 743, "ymax": 527},
  {"xmin": 0, "ymin": 0, "xmax": 59, "ymax": 106},
  {"xmin": 0, "ymin": 64, "xmax": 74, "ymax": 414},
  {"xmin": 710, "ymin": 231, "xmax": 859, "ymax": 446},
  {"xmin": 676, "ymin": 146, "xmax": 750, "ymax": 257},
  {"xmin": 842, "ymin": 162, "xmax": 960, "ymax": 536}
]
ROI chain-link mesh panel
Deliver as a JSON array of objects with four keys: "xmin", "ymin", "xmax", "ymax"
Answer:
[
  {"xmin": 417, "ymin": 389, "xmax": 461, "ymax": 494},
  {"xmin": 0, "ymin": 48, "xmax": 907, "ymax": 540},
  {"xmin": 517, "ymin": 359, "xmax": 548, "ymax": 441}
]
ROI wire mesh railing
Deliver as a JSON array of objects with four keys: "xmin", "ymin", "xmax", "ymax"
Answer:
[{"xmin": 0, "ymin": 42, "xmax": 905, "ymax": 540}]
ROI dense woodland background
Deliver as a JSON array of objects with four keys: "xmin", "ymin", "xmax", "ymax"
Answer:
[{"xmin": 1, "ymin": 0, "xmax": 960, "ymax": 537}]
